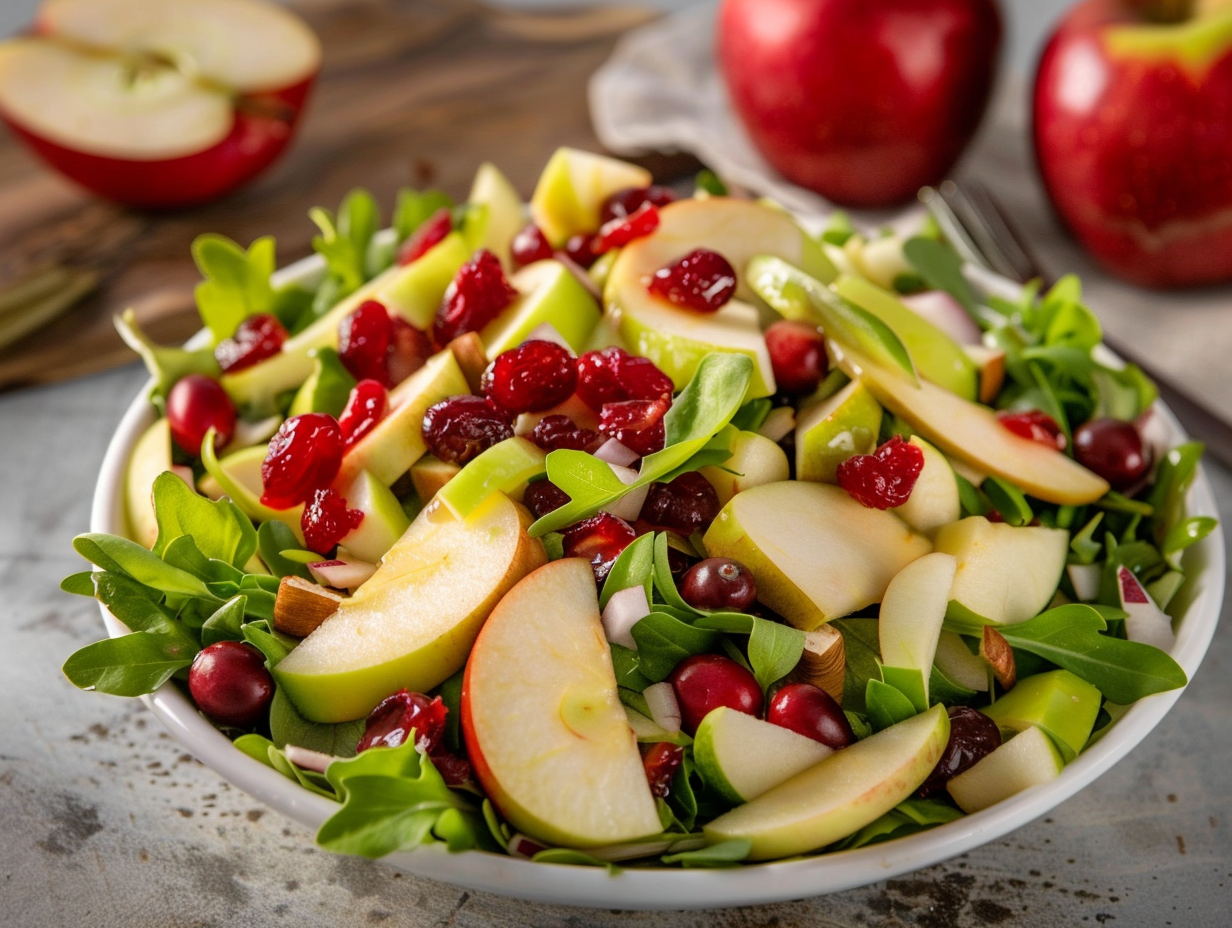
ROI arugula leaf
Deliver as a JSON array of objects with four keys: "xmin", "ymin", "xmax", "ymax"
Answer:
[
  {"xmin": 651, "ymin": 532, "xmax": 695, "ymax": 614},
  {"xmin": 242, "ymin": 619, "xmax": 295, "ymax": 667},
  {"xmin": 268, "ymin": 688, "xmax": 364, "ymax": 758},
  {"xmin": 309, "ymin": 189, "xmax": 381, "ymax": 297},
  {"xmin": 200, "ymin": 595, "xmax": 247, "ymax": 646},
  {"xmin": 694, "ymin": 611, "xmax": 805, "ymax": 692},
  {"xmin": 630, "ymin": 613, "xmax": 720, "ymax": 681},
  {"xmin": 151, "ymin": 472, "xmax": 258, "ymax": 570},
  {"xmin": 832, "ymin": 798, "xmax": 962, "ymax": 851},
  {"xmin": 982, "ymin": 476, "xmax": 1033, "ymax": 527},
  {"xmin": 832, "ymin": 618, "xmax": 881, "ymax": 713},
  {"xmin": 600, "ymin": 532, "xmax": 655, "ymax": 610},
  {"xmin": 60, "ymin": 572, "xmax": 96, "ymax": 597},
  {"xmin": 192, "ymin": 234, "xmax": 279, "ymax": 343},
  {"xmin": 115, "ymin": 309, "xmax": 220, "ymax": 408},
  {"xmin": 530, "ymin": 849, "xmax": 619, "ymax": 871},
  {"xmin": 257, "ymin": 520, "xmax": 312, "ymax": 580},
  {"xmin": 661, "ymin": 839, "xmax": 751, "ymax": 868},
  {"xmin": 73, "ymin": 533, "xmax": 216, "ymax": 600},
  {"xmin": 392, "ymin": 188, "xmax": 453, "ymax": 244},
  {"xmin": 61, "ymin": 631, "xmax": 196, "ymax": 696},
  {"xmin": 902, "ymin": 236, "xmax": 979, "ymax": 313}
]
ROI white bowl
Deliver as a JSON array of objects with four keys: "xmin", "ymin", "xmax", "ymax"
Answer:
[{"xmin": 90, "ymin": 248, "xmax": 1226, "ymax": 910}]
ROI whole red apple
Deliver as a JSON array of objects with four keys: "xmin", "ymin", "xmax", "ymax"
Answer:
[
  {"xmin": 1034, "ymin": 0, "xmax": 1232, "ymax": 287},
  {"xmin": 0, "ymin": 0, "xmax": 320, "ymax": 209},
  {"xmin": 717, "ymin": 0, "xmax": 1003, "ymax": 208}
]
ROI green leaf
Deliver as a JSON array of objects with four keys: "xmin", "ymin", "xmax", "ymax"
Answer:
[
  {"xmin": 1162, "ymin": 516, "xmax": 1216, "ymax": 559},
  {"xmin": 902, "ymin": 237, "xmax": 979, "ymax": 313},
  {"xmin": 268, "ymin": 688, "xmax": 364, "ymax": 758},
  {"xmin": 865, "ymin": 678, "xmax": 917, "ymax": 731},
  {"xmin": 661, "ymin": 839, "xmax": 751, "ymax": 867},
  {"xmin": 1070, "ymin": 513, "xmax": 1105, "ymax": 564},
  {"xmin": 880, "ymin": 665, "xmax": 928, "ymax": 714},
  {"xmin": 200, "ymin": 595, "xmax": 248, "ymax": 646},
  {"xmin": 530, "ymin": 849, "xmax": 619, "ymax": 871},
  {"xmin": 832, "ymin": 618, "xmax": 881, "ymax": 714},
  {"xmin": 242, "ymin": 620, "xmax": 295, "ymax": 668},
  {"xmin": 310, "ymin": 189, "xmax": 382, "ymax": 296},
  {"xmin": 610, "ymin": 644, "xmax": 654, "ymax": 692},
  {"xmin": 257, "ymin": 520, "xmax": 312, "ymax": 581},
  {"xmin": 982, "ymin": 476, "xmax": 1033, "ymax": 527},
  {"xmin": 115, "ymin": 310, "xmax": 221, "ymax": 408},
  {"xmin": 192, "ymin": 234, "xmax": 277, "ymax": 343},
  {"xmin": 1149, "ymin": 442, "xmax": 1204, "ymax": 547},
  {"xmin": 91, "ymin": 571, "xmax": 178, "ymax": 633},
  {"xmin": 693, "ymin": 169, "xmax": 728, "ymax": 197},
  {"xmin": 233, "ymin": 733, "xmax": 279, "ymax": 768},
  {"xmin": 62, "ymin": 632, "xmax": 195, "ymax": 696},
  {"xmin": 651, "ymin": 532, "xmax": 695, "ymax": 614},
  {"xmin": 392, "ymin": 188, "xmax": 453, "ymax": 243},
  {"xmin": 696, "ymin": 611, "xmax": 805, "ymax": 692},
  {"xmin": 437, "ymin": 669, "xmax": 465, "ymax": 755},
  {"xmin": 60, "ymin": 571, "xmax": 96, "ymax": 596},
  {"xmin": 729, "ymin": 398, "xmax": 772, "ymax": 433},
  {"xmin": 831, "ymin": 798, "xmax": 962, "ymax": 851},
  {"xmin": 73, "ymin": 533, "xmax": 215, "ymax": 600},
  {"xmin": 600, "ymin": 532, "xmax": 655, "ymax": 610},
  {"xmin": 630, "ymin": 613, "xmax": 721, "ymax": 681}
]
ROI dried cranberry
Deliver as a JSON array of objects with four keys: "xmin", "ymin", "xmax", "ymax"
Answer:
[
  {"xmin": 434, "ymin": 249, "xmax": 519, "ymax": 345},
  {"xmin": 561, "ymin": 512, "xmax": 637, "ymax": 584},
  {"xmin": 388, "ymin": 317, "xmax": 435, "ymax": 386},
  {"xmin": 339, "ymin": 300, "xmax": 393, "ymax": 386},
  {"xmin": 422, "ymin": 394, "xmax": 514, "ymax": 466},
  {"xmin": 598, "ymin": 394, "xmax": 670, "ymax": 457},
  {"xmin": 523, "ymin": 480, "xmax": 571, "ymax": 519},
  {"xmin": 836, "ymin": 435, "xmax": 924, "ymax": 510},
  {"xmin": 481, "ymin": 340, "xmax": 578, "ymax": 413},
  {"xmin": 261, "ymin": 413, "xmax": 345, "ymax": 509},
  {"xmin": 916, "ymin": 707, "xmax": 1002, "ymax": 798},
  {"xmin": 429, "ymin": 748, "xmax": 472, "ymax": 787},
  {"xmin": 643, "ymin": 741, "xmax": 684, "ymax": 799},
  {"xmin": 599, "ymin": 185, "xmax": 677, "ymax": 224},
  {"xmin": 166, "ymin": 374, "xmax": 236, "ymax": 457},
  {"xmin": 593, "ymin": 202, "xmax": 660, "ymax": 254},
  {"xmin": 679, "ymin": 558, "xmax": 757, "ymax": 612},
  {"xmin": 647, "ymin": 248, "xmax": 737, "ymax": 313},
  {"xmin": 188, "ymin": 641, "xmax": 274, "ymax": 730},
  {"xmin": 996, "ymin": 409, "xmax": 1067, "ymax": 452},
  {"xmin": 669, "ymin": 653, "xmax": 762, "ymax": 736},
  {"xmin": 214, "ymin": 314, "xmax": 288, "ymax": 373},
  {"xmin": 529, "ymin": 414, "xmax": 603, "ymax": 453},
  {"xmin": 357, "ymin": 690, "xmax": 448, "ymax": 754},
  {"xmin": 397, "ymin": 207, "xmax": 453, "ymax": 266},
  {"xmin": 640, "ymin": 472, "xmax": 721, "ymax": 535},
  {"xmin": 562, "ymin": 233, "xmax": 601, "ymax": 269},
  {"xmin": 765, "ymin": 320, "xmax": 828, "ymax": 395},
  {"xmin": 1073, "ymin": 417, "xmax": 1151, "ymax": 491},
  {"xmin": 338, "ymin": 379, "xmax": 387, "ymax": 448},
  {"xmin": 510, "ymin": 223, "xmax": 554, "ymax": 268},
  {"xmin": 301, "ymin": 486, "xmax": 364, "ymax": 554},
  {"xmin": 575, "ymin": 346, "xmax": 674, "ymax": 412}
]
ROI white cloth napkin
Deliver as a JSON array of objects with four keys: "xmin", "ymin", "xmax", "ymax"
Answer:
[{"xmin": 589, "ymin": 3, "xmax": 1232, "ymax": 416}]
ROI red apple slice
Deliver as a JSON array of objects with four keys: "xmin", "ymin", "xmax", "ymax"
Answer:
[
  {"xmin": 0, "ymin": 0, "xmax": 320, "ymax": 207},
  {"xmin": 461, "ymin": 558, "xmax": 662, "ymax": 849}
]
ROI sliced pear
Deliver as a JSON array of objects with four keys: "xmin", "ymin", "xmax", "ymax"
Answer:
[
  {"xmin": 274, "ymin": 492, "xmax": 546, "ymax": 722},
  {"xmin": 409, "ymin": 454, "xmax": 460, "ymax": 503},
  {"xmin": 703, "ymin": 704, "xmax": 950, "ymax": 860},
  {"xmin": 481, "ymin": 259, "xmax": 601, "ymax": 357},
  {"xmin": 892, "ymin": 436, "xmax": 960, "ymax": 535},
  {"xmin": 879, "ymin": 552, "xmax": 958, "ymax": 710},
  {"xmin": 435, "ymin": 437, "xmax": 546, "ymax": 519},
  {"xmin": 529, "ymin": 147, "xmax": 651, "ymax": 246},
  {"xmin": 845, "ymin": 233, "xmax": 913, "ymax": 290},
  {"xmin": 467, "ymin": 161, "xmax": 524, "ymax": 270},
  {"xmin": 946, "ymin": 725, "xmax": 1064, "ymax": 814},
  {"xmin": 694, "ymin": 707, "xmax": 832, "ymax": 804},
  {"xmin": 935, "ymin": 516, "xmax": 1069, "ymax": 625},
  {"xmin": 980, "ymin": 669, "xmax": 1101, "ymax": 762},
  {"xmin": 794, "ymin": 379, "xmax": 882, "ymax": 483},
  {"xmin": 461, "ymin": 557, "xmax": 661, "ymax": 848},
  {"xmin": 124, "ymin": 418, "xmax": 173, "ymax": 548},
  {"xmin": 703, "ymin": 481, "xmax": 932, "ymax": 631},
  {"xmin": 698, "ymin": 429, "xmax": 789, "ymax": 505}
]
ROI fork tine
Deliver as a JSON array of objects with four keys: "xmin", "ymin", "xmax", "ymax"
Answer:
[{"xmin": 917, "ymin": 183, "xmax": 986, "ymax": 270}]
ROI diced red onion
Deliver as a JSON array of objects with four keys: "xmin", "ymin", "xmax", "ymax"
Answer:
[
  {"xmin": 643, "ymin": 681, "xmax": 682, "ymax": 733},
  {"xmin": 900, "ymin": 290, "xmax": 983, "ymax": 346},
  {"xmin": 1117, "ymin": 565, "xmax": 1176, "ymax": 652},
  {"xmin": 601, "ymin": 584, "xmax": 650, "ymax": 650},
  {"xmin": 308, "ymin": 555, "xmax": 377, "ymax": 591}
]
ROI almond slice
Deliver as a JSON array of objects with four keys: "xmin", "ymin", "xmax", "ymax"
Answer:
[
  {"xmin": 980, "ymin": 625, "xmax": 1016, "ymax": 691},
  {"xmin": 273, "ymin": 576, "xmax": 343, "ymax": 638},
  {"xmin": 788, "ymin": 624, "xmax": 845, "ymax": 704}
]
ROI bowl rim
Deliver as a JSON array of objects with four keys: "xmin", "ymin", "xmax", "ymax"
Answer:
[{"xmin": 89, "ymin": 247, "xmax": 1227, "ymax": 910}]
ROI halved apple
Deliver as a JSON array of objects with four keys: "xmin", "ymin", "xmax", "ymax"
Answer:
[
  {"xmin": 703, "ymin": 704, "xmax": 950, "ymax": 860},
  {"xmin": 0, "ymin": 0, "xmax": 320, "ymax": 207},
  {"xmin": 703, "ymin": 481, "xmax": 932, "ymax": 630},
  {"xmin": 461, "ymin": 557, "xmax": 662, "ymax": 848},
  {"xmin": 274, "ymin": 492, "xmax": 546, "ymax": 722}
]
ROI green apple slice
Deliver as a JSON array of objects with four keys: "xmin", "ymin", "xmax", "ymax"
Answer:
[
  {"xmin": 694, "ymin": 706, "xmax": 832, "ymax": 803},
  {"xmin": 833, "ymin": 274, "xmax": 978, "ymax": 399},
  {"xmin": 933, "ymin": 630, "xmax": 990, "ymax": 693},
  {"xmin": 481, "ymin": 259, "xmax": 601, "ymax": 357},
  {"xmin": 980, "ymin": 669, "xmax": 1102, "ymax": 762},
  {"xmin": 529, "ymin": 147, "xmax": 652, "ymax": 246},
  {"xmin": 288, "ymin": 347, "xmax": 356, "ymax": 419},
  {"xmin": 275, "ymin": 492, "xmax": 546, "ymax": 722},
  {"xmin": 373, "ymin": 231, "xmax": 472, "ymax": 330},
  {"xmin": 845, "ymin": 233, "xmax": 913, "ymax": 290},
  {"xmin": 409, "ymin": 454, "xmax": 461, "ymax": 503},
  {"xmin": 703, "ymin": 481, "xmax": 932, "ymax": 631},
  {"xmin": 703, "ymin": 704, "xmax": 950, "ymax": 860},
  {"xmin": 198, "ymin": 433, "xmax": 304, "ymax": 543},
  {"xmin": 946, "ymin": 725, "xmax": 1064, "ymax": 814},
  {"xmin": 124, "ymin": 418, "xmax": 173, "ymax": 548},
  {"xmin": 879, "ymin": 552, "xmax": 957, "ymax": 711},
  {"xmin": 333, "ymin": 348, "xmax": 470, "ymax": 490},
  {"xmin": 462, "ymin": 557, "xmax": 662, "ymax": 848},
  {"xmin": 335, "ymin": 469, "xmax": 410, "ymax": 563},
  {"xmin": 467, "ymin": 161, "xmax": 525, "ymax": 270},
  {"xmin": 794, "ymin": 379, "xmax": 882, "ymax": 483},
  {"xmin": 892, "ymin": 435, "xmax": 960, "ymax": 534},
  {"xmin": 698, "ymin": 429, "xmax": 789, "ymax": 505},
  {"xmin": 935, "ymin": 516, "xmax": 1069, "ymax": 625},
  {"xmin": 435, "ymin": 437, "xmax": 546, "ymax": 519}
]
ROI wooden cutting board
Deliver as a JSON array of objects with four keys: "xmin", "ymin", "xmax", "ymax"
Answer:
[{"xmin": 0, "ymin": 0, "xmax": 697, "ymax": 392}]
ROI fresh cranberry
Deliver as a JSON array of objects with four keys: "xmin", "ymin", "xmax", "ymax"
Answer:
[
  {"xmin": 575, "ymin": 346, "xmax": 675, "ymax": 412},
  {"xmin": 668, "ymin": 653, "xmax": 763, "ymax": 735},
  {"xmin": 679, "ymin": 558, "xmax": 757, "ymax": 612},
  {"xmin": 561, "ymin": 512, "xmax": 637, "ymax": 584},
  {"xmin": 338, "ymin": 379, "xmax": 387, "ymax": 448},
  {"xmin": 1073, "ymin": 417, "xmax": 1151, "ymax": 491},
  {"xmin": 260, "ymin": 413, "xmax": 345, "ymax": 509},
  {"xmin": 357, "ymin": 690, "xmax": 448, "ymax": 754},
  {"xmin": 996, "ymin": 409, "xmax": 1067, "ymax": 452},
  {"xmin": 166, "ymin": 374, "xmax": 236, "ymax": 457},
  {"xmin": 598, "ymin": 394, "xmax": 670, "ymax": 457},
  {"xmin": 593, "ymin": 202, "xmax": 661, "ymax": 254},
  {"xmin": 434, "ymin": 249, "xmax": 520, "ymax": 345},
  {"xmin": 510, "ymin": 223, "xmax": 555, "ymax": 268},
  {"xmin": 301, "ymin": 487, "xmax": 364, "ymax": 554},
  {"xmin": 647, "ymin": 248, "xmax": 737, "ymax": 313},
  {"xmin": 643, "ymin": 741, "xmax": 685, "ymax": 799},
  {"xmin": 388, "ymin": 317, "xmax": 434, "ymax": 386},
  {"xmin": 766, "ymin": 683, "xmax": 855, "ymax": 750},
  {"xmin": 397, "ymin": 207, "xmax": 453, "ymax": 265},
  {"xmin": 523, "ymin": 480, "xmax": 571, "ymax": 519},
  {"xmin": 422, "ymin": 394, "xmax": 514, "ymax": 466},
  {"xmin": 640, "ymin": 472, "xmax": 721, "ymax": 535},
  {"xmin": 836, "ymin": 435, "xmax": 924, "ymax": 510},
  {"xmin": 339, "ymin": 300, "xmax": 393, "ymax": 386},
  {"xmin": 562, "ymin": 233, "xmax": 600, "ymax": 269},
  {"xmin": 481, "ymin": 340, "xmax": 578, "ymax": 413},
  {"xmin": 214, "ymin": 314, "xmax": 287, "ymax": 373},
  {"xmin": 765, "ymin": 320, "xmax": 828, "ymax": 395},
  {"xmin": 188, "ymin": 641, "xmax": 274, "ymax": 729},
  {"xmin": 917, "ymin": 707, "xmax": 1002, "ymax": 798},
  {"xmin": 599, "ymin": 185, "xmax": 677, "ymax": 224},
  {"xmin": 529, "ymin": 414, "xmax": 603, "ymax": 453}
]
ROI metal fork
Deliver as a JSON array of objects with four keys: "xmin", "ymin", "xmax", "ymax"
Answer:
[{"xmin": 919, "ymin": 180, "xmax": 1232, "ymax": 471}]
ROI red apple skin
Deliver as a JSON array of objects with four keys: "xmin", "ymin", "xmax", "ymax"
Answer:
[
  {"xmin": 1034, "ymin": 1, "xmax": 1232, "ymax": 287},
  {"xmin": 0, "ymin": 74, "xmax": 315, "ymax": 209},
  {"xmin": 717, "ymin": 0, "xmax": 1002, "ymax": 208}
]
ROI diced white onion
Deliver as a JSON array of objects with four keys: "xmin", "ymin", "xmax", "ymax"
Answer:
[
  {"xmin": 594, "ymin": 438, "xmax": 640, "ymax": 468},
  {"xmin": 643, "ymin": 681, "xmax": 682, "ymax": 734},
  {"xmin": 308, "ymin": 556, "xmax": 377, "ymax": 591},
  {"xmin": 283, "ymin": 744, "xmax": 338, "ymax": 773},
  {"xmin": 600, "ymin": 462, "xmax": 648, "ymax": 522},
  {"xmin": 756, "ymin": 406, "xmax": 795, "ymax": 443},
  {"xmin": 230, "ymin": 414, "xmax": 284, "ymax": 450},
  {"xmin": 601, "ymin": 585, "xmax": 650, "ymax": 650},
  {"xmin": 1067, "ymin": 563, "xmax": 1103, "ymax": 602},
  {"xmin": 900, "ymin": 290, "xmax": 984, "ymax": 346}
]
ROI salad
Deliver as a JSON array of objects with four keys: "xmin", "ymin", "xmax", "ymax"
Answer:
[{"xmin": 62, "ymin": 147, "xmax": 1213, "ymax": 868}]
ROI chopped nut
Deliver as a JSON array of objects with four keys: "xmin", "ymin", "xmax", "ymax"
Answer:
[
  {"xmin": 448, "ymin": 331, "xmax": 490, "ymax": 395},
  {"xmin": 273, "ymin": 576, "xmax": 343, "ymax": 638},
  {"xmin": 788, "ymin": 624, "xmax": 845, "ymax": 704},
  {"xmin": 980, "ymin": 625, "xmax": 1016, "ymax": 690}
]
